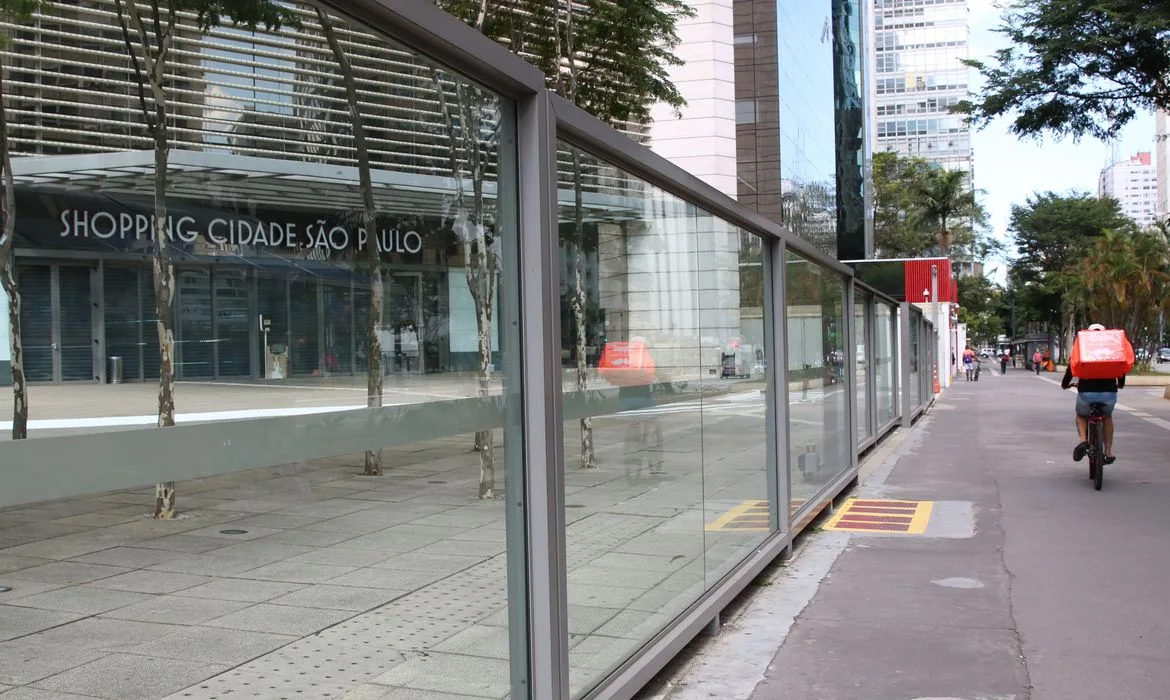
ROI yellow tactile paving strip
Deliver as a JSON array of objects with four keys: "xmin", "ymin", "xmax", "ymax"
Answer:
[
  {"xmin": 706, "ymin": 499, "xmax": 808, "ymax": 532},
  {"xmin": 822, "ymin": 498, "xmax": 934, "ymax": 534}
]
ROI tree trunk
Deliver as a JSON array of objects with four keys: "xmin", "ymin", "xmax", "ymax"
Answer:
[
  {"xmin": 571, "ymin": 154, "xmax": 596, "ymax": 469},
  {"xmin": 150, "ymin": 82, "xmax": 177, "ymax": 519},
  {"xmin": 0, "ymin": 64, "xmax": 29, "ymax": 440},
  {"xmin": 474, "ymin": 275, "xmax": 494, "ymax": 499},
  {"xmin": 317, "ymin": 8, "xmax": 384, "ymax": 476}
]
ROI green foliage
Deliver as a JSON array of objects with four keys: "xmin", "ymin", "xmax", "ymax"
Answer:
[
  {"xmin": 1075, "ymin": 228, "xmax": 1170, "ymax": 347},
  {"xmin": 438, "ymin": 0, "xmax": 693, "ymax": 125},
  {"xmin": 1006, "ymin": 191, "xmax": 1148, "ymax": 341},
  {"xmin": 957, "ymin": 274, "xmax": 1005, "ymax": 346},
  {"xmin": 872, "ymin": 151, "xmax": 987, "ymax": 261},
  {"xmin": 181, "ymin": 0, "xmax": 300, "ymax": 32},
  {"xmin": 957, "ymin": 0, "xmax": 1170, "ymax": 140}
]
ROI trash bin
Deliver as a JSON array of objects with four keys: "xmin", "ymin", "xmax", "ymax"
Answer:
[{"xmin": 107, "ymin": 356, "xmax": 124, "ymax": 384}]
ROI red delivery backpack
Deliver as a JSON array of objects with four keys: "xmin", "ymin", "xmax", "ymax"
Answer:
[
  {"xmin": 1069, "ymin": 329, "xmax": 1135, "ymax": 380},
  {"xmin": 598, "ymin": 339, "xmax": 656, "ymax": 387}
]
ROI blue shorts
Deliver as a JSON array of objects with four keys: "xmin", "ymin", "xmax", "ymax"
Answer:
[{"xmin": 1076, "ymin": 392, "xmax": 1117, "ymax": 418}]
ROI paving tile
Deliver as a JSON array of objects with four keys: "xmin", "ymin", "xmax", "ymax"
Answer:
[
  {"xmin": 127, "ymin": 625, "xmax": 296, "ymax": 666},
  {"xmin": 202, "ymin": 542, "xmax": 314, "ymax": 564},
  {"xmin": 275, "ymin": 499, "xmax": 375, "ymax": 518},
  {"xmin": 0, "ymin": 606, "xmax": 84, "ymax": 643},
  {"xmin": 174, "ymin": 579, "xmax": 305, "ymax": 603},
  {"xmin": 6, "ymin": 584, "xmax": 154, "ymax": 615},
  {"xmin": 148, "ymin": 555, "xmax": 260, "ymax": 577},
  {"xmin": 568, "ymin": 565, "xmax": 671, "ymax": 589},
  {"xmin": 367, "ymin": 553, "xmax": 486, "ymax": 575},
  {"xmin": 250, "ymin": 529, "xmax": 357, "ymax": 547},
  {"xmin": 177, "ymin": 525, "xmax": 283, "ymax": 541},
  {"xmin": 22, "ymin": 618, "xmax": 179, "ymax": 651},
  {"xmin": 285, "ymin": 547, "xmax": 390, "ymax": 568},
  {"xmin": 0, "ymin": 687, "xmax": 107, "ymax": 699},
  {"xmin": 89, "ymin": 570, "xmax": 210, "ymax": 595},
  {"xmin": 2, "ymin": 559, "xmax": 128, "ymax": 587},
  {"xmin": 409, "ymin": 539, "xmax": 506, "ymax": 557},
  {"xmin": 31, "ymin": 653, "xmax": 226, "ymax": 700},
  {"xmin": 100, "ymin": 595, "xmax": 251, "ymax": 625},
  {"xmin": 268, "ymin": 584, "xmax": 405, "ymax": 612},
  {"xmin": 565, "ymin": 583, "xmax": 646, "ymax": 609},
  {"xmin": 132, "ymin": 535, "xmax": 231, "ymax": 554},
  {"xmin": 203, "ymin": 603, "xmax": 351, "ymax": 636},
  {"xmin": 69, "ymin": 547, "xmax": 185, "ymax": 569},
  {"xmin": 237, "ymin": 561, "xmax": 357, "ymax": 584},
  {"xmin": 0, "ymin": 580, "xmax": 68, "ymax": 601},
  {"xmin": 7, "ymin": 562, "xmax": 128, "ymax": 586},
  {"xmin": 565, "ymin": 605, "xmax": 622, "ymax": 636},
  {"xmin": 53, "ymin": 512, "xmax": 141, "ymax": 528},
  {"xmin": 370, "ymin": 652, "xmax": 510, "ymax": 697},
  {"xmin": 0, "ymin": 556, "xmax": 53, "ymax": 576},
  {"xmin": 339, "ymin": 686, "xmax": 500, "ymax": 700},
  {"xmin": 215, "ymin": 513, "xmax": 326, "ymax": 530},
  {"xmin": 432, "ymin": 624, "xmax": 509, "ymax": 659},
  {"xmin": 0, "ymin": 640, "xmax": 107, "ymax": 685},
  {"xmin": 407, "ymin": 511, "xmax": 502, "ymax": 529},
  {"xmin": 326, "ymin": 567, "xmax": 448, "ymax": 590}
]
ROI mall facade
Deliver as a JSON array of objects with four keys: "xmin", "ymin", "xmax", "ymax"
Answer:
[{"xmin": 0, "ymin": 1, "xmax": 938, "ymax": 699}]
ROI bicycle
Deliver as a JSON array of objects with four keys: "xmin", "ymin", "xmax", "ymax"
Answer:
[{"xmin": 1084, "ymin": 402, "xmax": 1107, "ymax": 491}]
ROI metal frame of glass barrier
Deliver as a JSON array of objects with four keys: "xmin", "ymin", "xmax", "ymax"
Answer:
[
  {"xmin": 0, "ymin": 2, "xmax": 913, "ymax": 699},
  {"xmin": 854, "ymin": 281, "xmax": 900, "ymax": 453}
]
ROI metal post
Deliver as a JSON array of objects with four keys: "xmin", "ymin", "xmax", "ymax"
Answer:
[
  {"xmin": 765, "ymin": 239, "xmax": 790, "ymax": 534},
  {"xmin": 900, "ymin": 302, "xmax": 913, "ymax": 428},
  {"xmin": 931, "ymin": 264, "xmax": 938, "ymax": 392},
  {"xmin": 513, "ymin": 89, "xmax": 567, "ymax": 700},
  {"xmin": 844, "ymin": 277, "xmax": 858, "ymax": 468}
]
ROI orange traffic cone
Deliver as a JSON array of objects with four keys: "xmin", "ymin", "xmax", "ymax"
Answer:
[{"xmin": 933, "ymin": 363, "xmax": 941, "ymax": 393}]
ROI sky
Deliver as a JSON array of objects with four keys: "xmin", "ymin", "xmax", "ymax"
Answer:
[{"xmin": 967, "ymin": 0, "xmax": 1156, "ymax": 283}]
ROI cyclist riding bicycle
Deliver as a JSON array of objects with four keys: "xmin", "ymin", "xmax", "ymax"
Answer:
[{"xmin": 1060, "ymin": 323, "xmax": 1127, "ymax": 465}]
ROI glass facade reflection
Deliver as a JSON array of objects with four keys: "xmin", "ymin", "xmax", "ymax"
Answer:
[
  {"xmin": 855, "ymin": 289, "xmax": 871, "ymax": 442},
  {"xmin": 2, "ymin": 3, "xmax": 524, "ymax": 697},
  {"xmin": 776, "ymin": 3, "xmax": 837, "ymax": 256},
  {"xmin": 557, "ymin": 144, "xmax": 772, "ymax": 696},
  {"xmin": 876, "ymin": 301, "xmax": 898, "ymax": 426},
  {"xmin": 872, "ymin": 0, "xmax": 972, "ymax": 173},
  {"xmin": 787, "ymin": 253, "xmax": 850, "ymax": 503},
  {"xmin": 0, "ymin": 1, "xmax": 928, "ymax": 698}
]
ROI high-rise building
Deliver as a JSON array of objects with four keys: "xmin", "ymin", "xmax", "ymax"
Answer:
[
  {"xmin": 1156, "ymin": 110, "xmax": 1169, "ymax": 224},
  {"xmin": 1099, "ymin": 151, "xmax": 1159, "ymax": 229},
  {"xmin": 646, "ymin": 1, "xmax": 868, "ymax": 261},
  {"xmin": 869, "ymin": 0, "xmax": 971, "ymax": 175}
]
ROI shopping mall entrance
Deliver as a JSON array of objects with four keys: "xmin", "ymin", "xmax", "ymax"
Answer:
[{"xmin": 17, "ymin": 261, "xmax": 101, "ymax": 383}]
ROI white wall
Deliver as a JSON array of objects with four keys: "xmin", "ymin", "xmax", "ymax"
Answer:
[
  {"xmin": 647, "ymin": 0, "xmax": 737, "ymax": 198},
  {"xmin": 0, "ymin": 286, "xmax": 9, "ymax": 363}
]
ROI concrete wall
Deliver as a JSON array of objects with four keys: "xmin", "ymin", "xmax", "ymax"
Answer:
[
  {"xmin": 0, "ymin": 284, "xmax": 9, "ymax": 386},
  {"xmin": 647, "ymin": 0, "xmax": 738, "ymax": 198}
]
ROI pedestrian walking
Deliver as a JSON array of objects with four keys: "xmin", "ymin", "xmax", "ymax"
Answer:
[
  {"xmin": 1033, "ymin": 349, "xmax": 1044, "ymax": 375},
  {"xmin": 1000, "ymin": 351, "xmax": 1009, "ymax": 374}
]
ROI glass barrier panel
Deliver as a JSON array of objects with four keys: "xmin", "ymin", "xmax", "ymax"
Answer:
[
  {"xmin": 0, "ymin": 4, "xmax": 524, "ymax": 698},
  {"xmin": 786, "ymin": 254, "xmax": 850, "ymax": 505},
  {"xmin": 855, "ymin": 290, "xmax": 871, "ymax": 443},
  {"xmin": 909, "ymin": 312, "xmax": 921, "ymax": 408},
  {"xmin": 556, "ymin": 144, "xmax": 774, "ymax": 696},
  {"xmin": 875, "ymin": 302, "xmax": 897, "ymax": 426}
]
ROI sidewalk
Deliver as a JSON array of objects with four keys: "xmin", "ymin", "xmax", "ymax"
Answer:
[{"xmin": 644, "ymin": 369, "xmax": 1170, "ymax": 700}]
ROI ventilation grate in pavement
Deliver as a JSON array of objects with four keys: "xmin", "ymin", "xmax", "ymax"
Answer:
[{"xmin": 822, "ymin": 499, "xmax": 933, "ymax": 534}]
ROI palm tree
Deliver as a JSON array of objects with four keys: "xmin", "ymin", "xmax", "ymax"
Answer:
[{"xmin": 915, "ymin": 168, "xmax": 983, "ymax": 257}]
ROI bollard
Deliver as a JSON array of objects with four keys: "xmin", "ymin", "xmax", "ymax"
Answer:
[{"xmin": 798, "ymin": 442, "xmax": 819, "ymax": 480}]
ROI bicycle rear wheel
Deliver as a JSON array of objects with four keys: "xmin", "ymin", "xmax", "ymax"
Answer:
[{"xmin": 1091, "ymin": 420, "xmax": 1105, "ymax": 491}]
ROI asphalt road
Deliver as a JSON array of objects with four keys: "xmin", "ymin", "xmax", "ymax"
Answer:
[{"xmin": 742, "ymin": 369, "xmax": 1170, "ymax": 699}]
